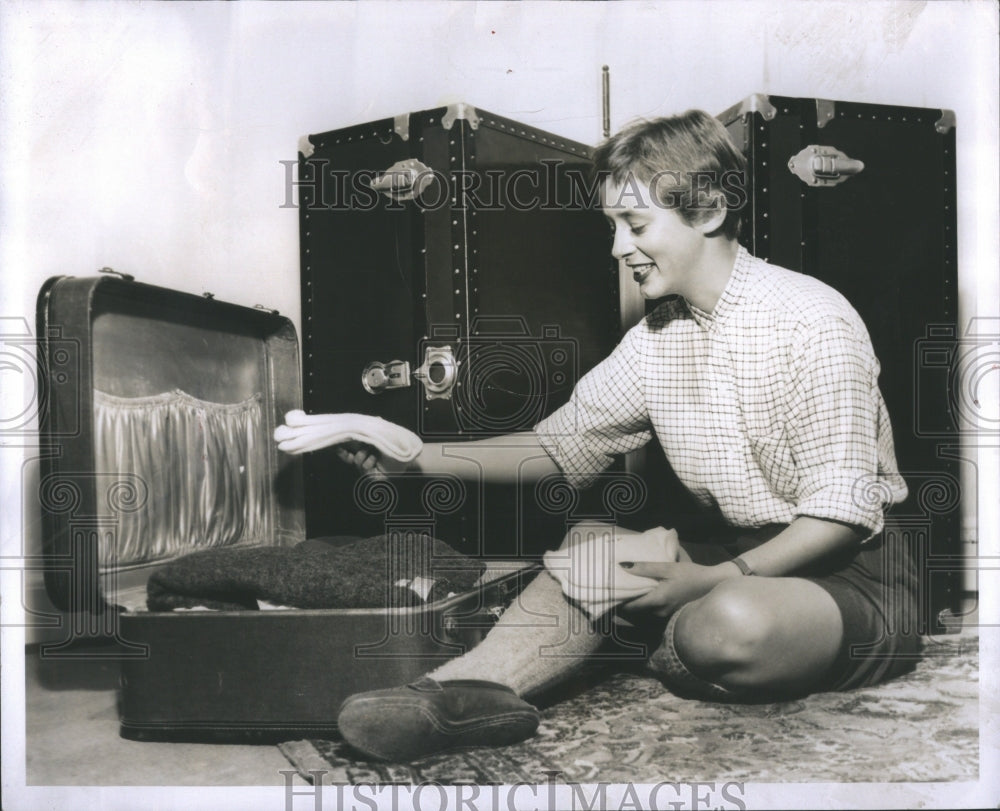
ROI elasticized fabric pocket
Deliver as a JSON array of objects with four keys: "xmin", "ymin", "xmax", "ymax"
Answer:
[{"xmin": 93, "ymin": 389, "xmax": 270, "ymax": 567}]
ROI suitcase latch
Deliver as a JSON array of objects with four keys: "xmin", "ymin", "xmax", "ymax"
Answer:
[
  {"xmin": 442, "ymin": 604, "xmax": 505, "ymax": 641},
  {"xmin": 787, "ymin": 145, "xmax": 865, "ymax": 187}
]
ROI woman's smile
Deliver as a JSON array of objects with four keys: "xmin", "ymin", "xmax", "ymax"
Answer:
[{"xmin": 630, "ymin": 262, "xmax": 656, "ymax": 284}]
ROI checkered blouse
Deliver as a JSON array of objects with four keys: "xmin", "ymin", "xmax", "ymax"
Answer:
[{"xmin": 535, "ymin": 246, "xmax": 908, "ymax": 536}]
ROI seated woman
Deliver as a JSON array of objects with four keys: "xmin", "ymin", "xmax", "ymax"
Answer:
[{"xmin": 279, "ymin": 109, "xmax": 919, "ymax": 763}]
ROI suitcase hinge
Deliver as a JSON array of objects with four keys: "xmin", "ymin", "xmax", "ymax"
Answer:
[
  {"xmin": 442, "ymin": 103, "xmax": 480, "ymax": 131},
  {"xmin": 787, "ymin": 145, "xmax": 865, "ymax": 187}
]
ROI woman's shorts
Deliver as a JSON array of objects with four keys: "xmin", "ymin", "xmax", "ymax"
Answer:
[
  {"xmin": 803, "ymin": 520, "xmax": 923, "ymax": 690},
  {"xmin": 670, "ymin": 518, "xmax": 922, "ymax": 692}
]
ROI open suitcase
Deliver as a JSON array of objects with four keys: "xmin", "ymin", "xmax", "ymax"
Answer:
[{"xmin": 35, "ymin": 271, "xmax": 538, "ymax": 741}]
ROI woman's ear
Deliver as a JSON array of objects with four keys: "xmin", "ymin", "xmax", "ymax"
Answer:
[{"xmin": 694, "ymin": 191, "xmax": 728, "ymax": 235}]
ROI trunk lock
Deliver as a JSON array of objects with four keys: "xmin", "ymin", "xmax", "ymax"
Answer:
[{"xmin": 362, "ymin": 346, "xmax": 459, "ymax": 400}]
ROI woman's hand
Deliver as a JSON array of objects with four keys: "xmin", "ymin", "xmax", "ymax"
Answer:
[
  {"xmin": 335, "ymin": 441, "xmax": 411, "ymax": 480},
  {"xmin": 619, "ymin": 561, "xmax": 741, "ymax": 618},
  {"xmin": 274, "ymin": 411, "xmax": 422, "ymax": 479}
]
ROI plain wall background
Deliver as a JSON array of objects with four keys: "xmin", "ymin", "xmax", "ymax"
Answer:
[{"xmin": 1, "ymin": 0, "xmax": 997, "ymax": 643}]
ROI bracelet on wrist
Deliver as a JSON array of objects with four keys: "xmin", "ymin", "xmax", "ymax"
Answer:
[{"xmin": 730, "ymin": 556, "xmax": 754, "ymax": 576}]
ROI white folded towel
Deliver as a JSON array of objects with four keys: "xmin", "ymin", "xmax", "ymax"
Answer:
[
  {"xmin": 273, "ymin": 410, "xmax": 423, "ymax": 462},
  {"xmin": 543, "ymin": 528, "xmax": 678, "ymax": 620}
]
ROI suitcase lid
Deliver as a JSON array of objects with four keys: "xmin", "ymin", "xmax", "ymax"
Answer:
[{"xmin": 36, "ymin": 272, "xmax": 305, "ymax": 613}]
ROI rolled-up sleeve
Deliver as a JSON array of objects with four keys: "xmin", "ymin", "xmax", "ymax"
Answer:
[
  {"xmin": 785, "ymin": 316, "xmax": 904, "ymax": 535},
  {"xmin": 534, "ymin": 325, "xmax": 652, "ymax": 488}
]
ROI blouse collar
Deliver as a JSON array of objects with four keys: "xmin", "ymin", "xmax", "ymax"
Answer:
[{"xmin": 684, "ymin": 245, "xmax": 754, "ymax": 330}]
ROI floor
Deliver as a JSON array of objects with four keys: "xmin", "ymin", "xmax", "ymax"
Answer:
[
  {"xmin": 281, "ymin": 629, "xmax": 981, "ymax": 786},
  {"xmin": 14, "ymin": 608, "xmax": 988, "ymax": 811},
  {"xmin": 22, "ymin": 641, "xmax": 306, "ymax": 787}
]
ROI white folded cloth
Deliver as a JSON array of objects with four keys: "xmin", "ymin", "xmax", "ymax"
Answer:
[
  {"xmin": 543, "ymin": 528, "xmax": 678, "ymax": 620},
  {"xmin": 273, "ymin": 410, "xmax": 423, "ymax": 462}
]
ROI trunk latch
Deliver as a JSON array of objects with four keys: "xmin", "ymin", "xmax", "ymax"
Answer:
[
  {"xmin": 362, "ymin": 346, "xmax": 459, "ymax": 400},
  {"xmin": 362, "ymin": 359, "xmax": 412, "ymax": 394},
  {"xmin": 787, "ymin": 145, "xmax": 865, "ymax": 187}
]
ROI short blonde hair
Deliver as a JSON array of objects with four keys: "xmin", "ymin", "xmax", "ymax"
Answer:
[{"xmin": 593, "ymin": 110, "xmax": 747, "ymax": 239}]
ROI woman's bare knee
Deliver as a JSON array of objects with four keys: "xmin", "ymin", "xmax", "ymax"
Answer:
[
  {"xmin": 674, "ymin": 580, "xmax": 773, "ymax": 672},
  {"xmin": 674, "ymin": 578, "xmax": 843, "ymax": 691}
]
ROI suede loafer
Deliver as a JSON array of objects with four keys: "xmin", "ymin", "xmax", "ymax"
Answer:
[{"xmin": 336, "ymin": 677, "xmax": 540, "ymax": 762}]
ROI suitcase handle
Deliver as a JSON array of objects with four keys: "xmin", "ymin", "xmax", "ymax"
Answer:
[
  {"xmin": 370, "ymin": 158, "xmax": 434, "ymax": 201},
  {"xmin": 98, "ymin": 266, "xmax": 135, "ymax": 282}
]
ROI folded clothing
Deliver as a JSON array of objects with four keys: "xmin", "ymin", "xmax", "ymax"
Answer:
[
  {"xmin": 273, "ymin": 410, "xmax": 423, "ymax": 461},
  {"xmin": 543, "ymin": 529, "xmax": 677, "ymax": 620},
  {"xmin": 146, "ymin": 534, "xmax": 485, "ymax": 612}
]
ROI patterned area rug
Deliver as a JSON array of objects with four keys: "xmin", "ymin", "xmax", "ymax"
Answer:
[{"xmin": 279, "ymin": 633, "xmax": 978, "ymax": 785}]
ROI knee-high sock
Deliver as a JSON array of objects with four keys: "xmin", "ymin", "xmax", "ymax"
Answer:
[{"xmin": 427, "ymin": 569, "xmax": 606, "ymax": 698}]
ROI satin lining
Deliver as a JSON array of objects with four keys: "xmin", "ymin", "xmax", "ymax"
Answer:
[{"xmin": 93, "ymin": 389, "xmax": 271, "ymax": 568}]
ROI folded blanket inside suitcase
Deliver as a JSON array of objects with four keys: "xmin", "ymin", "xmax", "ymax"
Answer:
[{"xmin": 146, "ymin": 534, "xmax": 485, "ymax": 612}]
